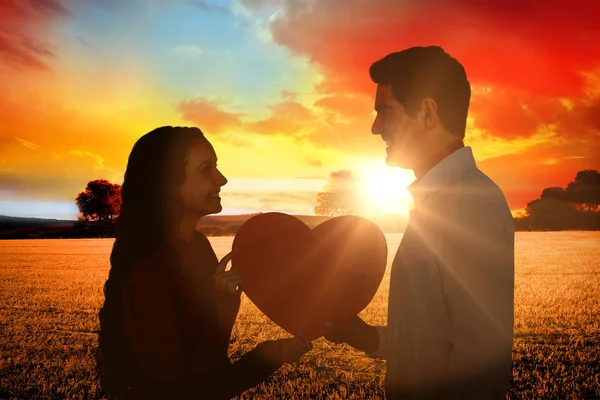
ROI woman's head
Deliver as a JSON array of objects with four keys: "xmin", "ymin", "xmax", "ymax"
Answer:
[
  {"xmin": 177, "ymin": 134, "xmax": 228, "ymax": 218},
  {"xmin": 117, "ymin": 126, "xmax": 227, "ymax": 250}
]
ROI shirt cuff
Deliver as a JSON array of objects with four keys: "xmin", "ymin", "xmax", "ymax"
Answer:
[{"xmin": 366, "ymin": 325, "xmax": 387, "ymax": 359}]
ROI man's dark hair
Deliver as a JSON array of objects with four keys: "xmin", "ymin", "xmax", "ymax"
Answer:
[{"xmin": 369, "ymin": 46, "xmax": 471, "ymax": 138}]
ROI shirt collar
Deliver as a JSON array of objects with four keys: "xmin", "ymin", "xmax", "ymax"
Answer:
[{"xmin": 407, "ymin": 146, "xmax": 477, "ymax": 209}]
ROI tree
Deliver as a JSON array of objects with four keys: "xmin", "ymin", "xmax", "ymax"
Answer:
[
  {"xmin": 314, "ymin": 170, "xmax": 368, "ymax": 216},
  {"xmin": 565, "ymin": 170, "xmax": 600, "ymax": 212},
  {"xmin": 75, "ymin": 179, "xmax": 122, "ymax": 221},
  {"xmin": 519, "ymin": 169, "xmax": 600, "ymax": 231},
  {"xmin": 540, "ymin": 186, "xmax": 568, "ymax": 202},
  {"xmin": 524, "ymin": 197, "xmax": 579, "ymax": 230}
]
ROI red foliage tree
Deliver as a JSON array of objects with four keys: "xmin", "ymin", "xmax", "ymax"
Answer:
[{"xmin": 75, "ymin": 179, "xmax": 122, "ymax": 221}]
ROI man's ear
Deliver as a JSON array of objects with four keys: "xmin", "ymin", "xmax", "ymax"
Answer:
[{"xmin": 420, "ymin": 98, "xmax": 438, "ymax": 129}]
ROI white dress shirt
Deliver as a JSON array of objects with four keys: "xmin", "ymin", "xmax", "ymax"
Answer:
[{"xmin": 369, "ymin": 146, "xmax": 515, "ymax": 399}]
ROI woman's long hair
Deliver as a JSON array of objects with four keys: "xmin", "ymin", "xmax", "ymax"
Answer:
[{"xmin": 96, "ymin": 126, "xmax": 206, "ymax": 398}]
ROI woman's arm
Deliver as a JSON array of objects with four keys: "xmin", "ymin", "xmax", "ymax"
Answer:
[
  {"xmin": 125, "ymin": 255, "xmax": 309, "ymax": 399},
  {"xmin": 122, "ymin": 257, "xmax": 190, "ymax": 397},
  {"xmin": 180, "ymin": 337, "xmax": 311, "ymax": 399}
]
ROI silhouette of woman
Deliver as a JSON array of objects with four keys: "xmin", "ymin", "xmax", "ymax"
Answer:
[{"xmin": 96, "ymin": 126, "xmax": 311, "ymax": 399}]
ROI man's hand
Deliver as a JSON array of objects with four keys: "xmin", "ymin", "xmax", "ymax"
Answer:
[
  {"xmin": 255, "ymin": 337, "xmax": 313, "ymax": 367},
  {"xmin": 324, "ymin": 315, "xmax": 379, "ymax": 354},
  {"xmin": 213, "ymin": 251, "xmax": 243, "ymax": 295}
]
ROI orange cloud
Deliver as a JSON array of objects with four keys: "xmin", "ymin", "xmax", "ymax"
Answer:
[
  {"xmin": 175, "ymin": 94, "xmax": 380, "ymax": 153},
  {"xmin": 0, "ymin": 137, "xmax": 122, "ymax": 201},
  {"xmin": 176, "ymin": 97, "xmax": 245, "ymax": 134},
  {"xmin": 313, "ymin": 94, "xmax": 373, "ymax": 119},
  {"xmin": 0, "ymin": 0, "xmax": 68, "ymax": 71},
  {"xmin": 479, "ymin": 137, "xmax": 600, "ymax": 210},
  {"xmin": 176, "ymin": 97, "xmax": 316, "ymax": 138},
  {"xmin": 470, "ymin": 82, "xmax": 600, "ymax": 140},
  {"xmin": 246, "ymin": 100, "xmax": 314, "ymax": 135}
]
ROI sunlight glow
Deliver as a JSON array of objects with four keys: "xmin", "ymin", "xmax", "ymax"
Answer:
[{"xmin": 358, "ymin": 160, "xmax": 416, "ymax": 215}]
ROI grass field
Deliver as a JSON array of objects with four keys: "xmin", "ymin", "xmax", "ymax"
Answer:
[{"xmin": 1, "ymin": 232, "xmax": 599, "ymax": 399}]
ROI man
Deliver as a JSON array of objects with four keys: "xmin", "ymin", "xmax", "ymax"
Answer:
[{"xmin": 325, "ymin": 46, "xmax": 515, "ymax": 399}]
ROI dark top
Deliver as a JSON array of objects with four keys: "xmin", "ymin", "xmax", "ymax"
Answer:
[{"xmin": 120, "ymin": 232, "xmax": 278, "ymax": 399}]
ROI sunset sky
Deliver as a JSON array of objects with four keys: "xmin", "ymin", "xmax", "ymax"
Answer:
[{"xmin": 1, "ymin": 0, "xmax": 599, "ymax": 219}]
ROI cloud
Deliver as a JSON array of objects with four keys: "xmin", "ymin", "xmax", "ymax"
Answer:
[
  {"xmin": 223, "ymin": 190, "xmax": 318, "ymax": 213},
  {"xmin": 69, "ymin": 150, "xmax": 108, "ymax": 171},
  {"xmin": 0, "ymin": 0, "xmax": 69, "ymax": 71},
  {"xmin": 173, "ymin": 44, "xmax": 204, "ymax": 57},
  {"xmin": 256, "ymin": 191, "xmax": 317, "ymax": 209},
  {"xmin": 189, "ymin": 0, "xmax": 231, "ymax": 14},
  {"xmin": 267, "ymin": 0, "xmax": 600, "ymax": 96},
  {"xmin": 478, "ymin": 137, "xmax": 600, "ymax": 210},
  {"xmin": 245, "ymin": 99, "xmax": 314, "ymax": 135},
  {"xmin": 468, "ymin": 70, "xmax": 600, "ymax": 140},
  {"xmin": 0, "ymin": 97, "xmax": 134, "ymax": 161},
  {"xmin": 237, "ymin": 0, "xmax": 283, "ymax": 12},
  {"xmin": 314, "ymin": 94, "xmax": 373, "ymax": 119},
  {"xmin": 0, "ymin": 170, "xmax": 81, "ymax": 201},
  {"xmin": 14, "ymin": 137, "xmax": 43, "ymax": 150},
  {"xmin": 174, "ymin": 92, "xmax": 382, "ymax": 159},
  {"xmin": 176, "ymin": 97, "xmax": 245, "ymax": 134},
  {"xmin": 0, "ymin": 147, "xmax": 122, "ymax": 201},
  {"xmin": 306, "ymin": 158, "xmax": 322, "ymax": 167}
]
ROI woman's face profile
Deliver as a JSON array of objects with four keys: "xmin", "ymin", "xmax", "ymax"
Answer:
[{"xmin": 177, "ymin": 138, "xmax": 228, "ymax": 218}]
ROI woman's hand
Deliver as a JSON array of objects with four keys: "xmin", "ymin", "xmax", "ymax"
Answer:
[
  {"xmin": 255, "ymin": 336, "xmax": 313, "ymax": 366},
  {"xmin": 213, "ymin": 251, "xmax": 243, "ymax": 295},
  {"xmin": 324, "ymin": 315, "xmax": 379, "ymax": 353}
]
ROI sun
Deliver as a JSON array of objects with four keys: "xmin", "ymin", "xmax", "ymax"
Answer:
[{"xmin": 358, "ymin": 160, "xmax": 416, "ymax": 215}]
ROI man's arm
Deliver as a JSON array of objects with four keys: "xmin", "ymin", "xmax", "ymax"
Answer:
[
  {"xmin": 381, "ymin": 220, "xmax": 451, "ymax": 393},
  {"xmin": 437, "ymin": 182, "xmax": 515, "ymax": 397}
]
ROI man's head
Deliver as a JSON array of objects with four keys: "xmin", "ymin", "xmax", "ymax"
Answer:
[{"xmin": 369, "ymin": 46, "xmax": 471, "ymax": 172}]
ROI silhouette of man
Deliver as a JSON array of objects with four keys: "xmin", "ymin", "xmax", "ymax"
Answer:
[{"xmin": 325, "ymin": 46, "xmax": 515, "ymax": 399}]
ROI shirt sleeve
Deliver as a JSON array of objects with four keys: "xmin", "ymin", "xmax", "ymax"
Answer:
[
  {"xmin": 367, "ymin": 326, "xmax": 389, "ymax": 359},
  {"xmin": 367, "ymin": 213, "xmax": 452, "ymax": 394},
  {"xmin": 392, "ymin": 231, "xmax": 451, "ymax": 391},
  {"xmin": 437, "ymin": 187, "xmax": 515, "ymax": 396}
]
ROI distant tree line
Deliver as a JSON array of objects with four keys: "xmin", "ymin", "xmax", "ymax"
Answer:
[
  {"xmin": 315, "ymin": 168, "xmax": 600, "ymax": 231},
  {"xmin": 514, "ymin": 170, "xmax": 600, "ymax": 231},
  {"xmin": 76, "ymin": 169, "xmax": 600, "ymax": 233}
]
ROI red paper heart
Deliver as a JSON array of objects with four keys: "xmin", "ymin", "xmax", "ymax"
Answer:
[{"xmin": 231, "ymin": 212, "xmax": 387, "ymax": 340}]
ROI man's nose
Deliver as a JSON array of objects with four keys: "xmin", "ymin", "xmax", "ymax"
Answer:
[{"xmin": 371, "ymin": 115, "xmax": 382, "ymax": 136}]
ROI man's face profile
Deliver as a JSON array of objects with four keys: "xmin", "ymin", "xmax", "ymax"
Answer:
[{"xmin": 371, "ymin": 85, "xmax": 421, "ymax": 170}]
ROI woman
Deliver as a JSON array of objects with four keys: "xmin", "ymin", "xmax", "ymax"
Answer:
[{"xmin": 96, "ymin": 126, "xmax": 311, "ymax": 399}]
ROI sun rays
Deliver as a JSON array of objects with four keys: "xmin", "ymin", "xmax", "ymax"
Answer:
[{"xmin": 358, "ymin": 160, "xmax": 416, "ymax": 215}]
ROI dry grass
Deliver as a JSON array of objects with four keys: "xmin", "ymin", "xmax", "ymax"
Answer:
[{"xmin": 1, "ymin": 232, "xmax": 599, "ymax": 399}]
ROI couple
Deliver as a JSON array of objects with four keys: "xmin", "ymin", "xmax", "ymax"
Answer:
[{"xmin": 96, "ymin": 46, "xmax": 515, "ymax": 399}]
